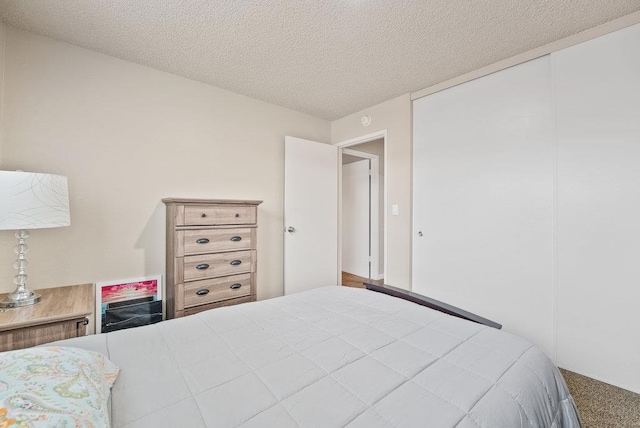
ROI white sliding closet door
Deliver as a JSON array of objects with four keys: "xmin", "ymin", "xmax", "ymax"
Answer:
[
  {"xmin": 555, "ymin": 24, "xmax": 640, "ymax": 393},
  {"xmin": 412, "ymin": 57, "xmax": 555, "ymax": 355}
]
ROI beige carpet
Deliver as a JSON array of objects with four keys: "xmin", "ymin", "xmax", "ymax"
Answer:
[{"xmin": 561, "ymin": 369, "xmax": 640, "ymax": 427}]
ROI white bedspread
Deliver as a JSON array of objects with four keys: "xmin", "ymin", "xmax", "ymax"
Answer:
[{"xmin": 54, "ymin": 286, "xmax": 581, "ymax": 427}]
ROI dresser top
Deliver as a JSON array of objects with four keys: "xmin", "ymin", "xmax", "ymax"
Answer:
[
  {"xmin": 162, "ymin": 198, "xmax": 263, "ymax": 206},
  {"xmin": 0, "ymin": 283, "xmax": 93, "ymax": 332}
]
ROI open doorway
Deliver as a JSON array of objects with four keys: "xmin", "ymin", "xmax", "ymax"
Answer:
[{"xmin": 339, "ymin": 136, "xmax": 385, "ymax": 288}]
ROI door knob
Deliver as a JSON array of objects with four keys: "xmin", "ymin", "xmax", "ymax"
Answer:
[{"xmin": 285, "ymin": 226, "xmax": 295, "ymax": 233}]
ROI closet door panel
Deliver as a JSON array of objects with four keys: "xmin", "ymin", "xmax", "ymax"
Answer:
[
  {"xmin": 412, "ymin": 56, "xmax": 555, "ymax": 355},
  {"xmin": 555, "ymin": 24, "xmax": 640, "ymax": 393}
]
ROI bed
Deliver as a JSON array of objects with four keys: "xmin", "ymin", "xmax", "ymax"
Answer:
[{"xmin": 1, "ymin": 285, "xmax": 581, "ymax": 427}]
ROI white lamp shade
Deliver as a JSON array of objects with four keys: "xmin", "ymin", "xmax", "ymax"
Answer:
[{"xmin": 0, "ymin": 171, "xmax": 70, "ymax": 230}]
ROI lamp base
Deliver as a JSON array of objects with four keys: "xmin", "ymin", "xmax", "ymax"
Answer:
[
  {"xmin": 1, "ymin": 229, "xmax": 42, "ymax": 308},
  {"xmin": 0, "ymin": 290, "xmax": 41, "ymax": 308}
]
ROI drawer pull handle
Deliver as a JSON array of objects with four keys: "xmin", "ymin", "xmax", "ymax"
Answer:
[
  {"xmin": 230, "ymin": 260, "xmax": 242, "ymax": 266},
  {"xmin": 196, "ymin": 264, "xmax": 210, "ymax": 270},
  {"xmin": 235, "ymin": 213, "xmax": 240, "ymax": 218},
  {"xmin": 230, "ymin": 283, "xmax": 242, "ymax": 290},
  {"xmin": 230, "ymin": 236, "xmax": 242, "ymax": 242},
  {"xmin": 196, "ymin": 289, "xmax": 210, "ymax": 296},
  {"xmin": 196, "ymin": 238, "xmax": 210, "ymax": 244},
  {"xmin": 201, "ymin": 213, "xmax": 207, "ymax": 218}
]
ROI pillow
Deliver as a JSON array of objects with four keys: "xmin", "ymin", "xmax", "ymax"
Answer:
[{"xmin": 0, "ymin": 347, "xmax": 119, "ymax": 427}]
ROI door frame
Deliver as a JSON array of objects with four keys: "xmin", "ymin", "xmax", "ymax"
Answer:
[
  {"xmin": 336, "ymin": 130, "xmax": 388, "ymax": 282},
  {"xmin": 342, "ymin": 149, "xmax": 380, "ymax": 279}
]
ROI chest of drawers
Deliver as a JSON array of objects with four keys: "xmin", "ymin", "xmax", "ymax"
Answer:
[{"xmin": 162, "ymin": 198, "xmax": 262, "ymax": 318}]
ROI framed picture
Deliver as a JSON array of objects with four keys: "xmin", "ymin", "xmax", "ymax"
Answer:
[{"xmin": 95, "ymin": 275, "xmax": 162, "ymax": 333}]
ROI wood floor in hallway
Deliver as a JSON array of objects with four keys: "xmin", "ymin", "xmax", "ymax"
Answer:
[{"xmin": 341, "ymin": 271, "xmax": 384, "ymax": 289}]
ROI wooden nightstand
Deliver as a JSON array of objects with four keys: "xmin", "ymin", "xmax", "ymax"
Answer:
[{"xmin": 0, "ymin": 283, "xmax": 93, "ymax": 352}]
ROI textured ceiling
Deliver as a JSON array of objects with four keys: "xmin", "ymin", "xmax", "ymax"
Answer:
[{"xmin": 0, "ymin": 1, "xmax": 639, "ymax": 120}]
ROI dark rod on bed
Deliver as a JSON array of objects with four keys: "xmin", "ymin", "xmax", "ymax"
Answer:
[{"xmin": 364, "ymin": 283, "xmax": 502, "ymax": 330}]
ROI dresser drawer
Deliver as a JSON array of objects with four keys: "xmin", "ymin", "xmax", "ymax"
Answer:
[
  {"xmin": 0, "ymin": 318, "xmax": 88, "ymax": 352},
  {"xmin": 182, "ymin": 250, "xmax": 255, "ymax": 282},
  {"xmin": 181, "ymin": 296, "xmax": 255, "ymax": 317},
  {"xmin": 183, "ymin": 205, "xmax": 256, "ymax": 226},
  {"xmin": 180, "ymin": 228, "xmax": 253, "ymax": 255},
  {"xmin": 181, "ymin": 274, "xmax": 251, "ymax": 308}
]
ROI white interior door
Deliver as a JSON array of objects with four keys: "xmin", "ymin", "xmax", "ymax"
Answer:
[
  {"xmin": 342, "ymin": 159, "xmax": 370, "ymax": 278},
  {"xmin": 284, "ymin": 136, "xmax": 338, "ymax": 295}
]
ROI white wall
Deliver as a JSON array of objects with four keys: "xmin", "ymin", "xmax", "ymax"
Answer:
[
  {"xmin": 0, "ymin": 22, "xmax": 5, "ymax": 160},
  {"xmin": 332, "ymin": 95, "xmax": 412, "ymax": 289},
  {"xmin": 0, "ymin": 27, "xmax": 330, "ymax": 301}
]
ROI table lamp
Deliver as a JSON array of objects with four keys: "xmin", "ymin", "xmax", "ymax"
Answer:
[{"xmin": 0, "ymin": 171, "xmax": 70, "ymax": 308}]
